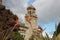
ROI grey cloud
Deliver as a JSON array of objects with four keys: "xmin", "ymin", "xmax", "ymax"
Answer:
[
  {"xmin": 2, "ymin": 0, "xmax": 28, "ymax": 22},
  {"xmin": 33, "ymin": 0, "xmax": 60, "ymax": 23},
  {"xmin": 2, "ymin": 0, "xmax": 60, "ymax": 23}
]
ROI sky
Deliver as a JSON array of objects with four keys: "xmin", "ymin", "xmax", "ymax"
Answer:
[{"xmin": 2, "ymin": 0, "xmax": 60, "ymax": 38}]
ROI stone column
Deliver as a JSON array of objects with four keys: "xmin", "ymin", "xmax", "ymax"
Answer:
[
  {"xmin": 24, "ymin": 5, "xmax": 38, "ymax": 40},
  {"xmin": 24, "ymin": 21, "xmax": 33, "ymax": 40}
]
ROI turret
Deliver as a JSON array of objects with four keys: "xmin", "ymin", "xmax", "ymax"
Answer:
[
  {"xmin": 27, "ymin": 5, "xmax": 36, "ymax": 14},
  {"xmin": 25, "ymin": 5, "xmax": 38, "ymax": 23},
  {"xmin": 24, "ymin": 5, "xmax": 38, "ymax": 40}
]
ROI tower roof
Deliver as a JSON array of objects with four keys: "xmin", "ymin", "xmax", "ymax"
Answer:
[{"xmin": 27, "ymin": 5, "xmax": 36, "ymax": 10}]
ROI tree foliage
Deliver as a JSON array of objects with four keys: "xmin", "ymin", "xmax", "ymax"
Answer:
[
  {"xmin": 12, "ymin": 31, "xmax": 24, "ymax": 40},
  {"xmin": 0, "ymin": 5, "xmax": 23, "ymax": 40}
]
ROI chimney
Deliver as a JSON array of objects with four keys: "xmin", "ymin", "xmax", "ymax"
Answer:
[{"xmin": 0, "ymin": 0, "xmax": 2, "ymax": 5}]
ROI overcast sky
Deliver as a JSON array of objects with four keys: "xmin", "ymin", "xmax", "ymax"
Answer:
[{"xmin": 2, "ymin": 0, "xmax": 60, "ymax": 38}]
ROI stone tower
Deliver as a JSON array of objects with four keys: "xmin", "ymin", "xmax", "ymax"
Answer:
[{"xmin": 24, "ymin": 5, "xmax": 38, "ymax": 40}]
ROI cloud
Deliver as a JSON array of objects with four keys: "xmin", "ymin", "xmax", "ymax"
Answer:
[
  {"xmin": 33, "ymin": 0, "xmax": 60, "ymax": 37},
  {"xmin": 2, "ymin": 0, "xmax": 60, "ymax": 38},
  {"xmin": 33, "ymin": 0, "xmax": 60, "ymax": 23},
  {"xmin": 2, "ymin": 0, "xmax": 29, "ymax": 22}
]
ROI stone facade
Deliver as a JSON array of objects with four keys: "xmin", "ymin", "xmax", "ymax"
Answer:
[
  {"xmin": 24, "ymin": 5, "xmax": 38, "ymax": 40},
  {"xmin": 24, "ymin": 5, "xmax": 42, "ymax": 40},
  {"xmin": 19, "ymin": 5, "xmax": 43, "ymax": 40}
]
